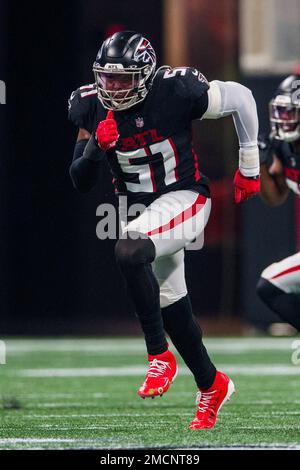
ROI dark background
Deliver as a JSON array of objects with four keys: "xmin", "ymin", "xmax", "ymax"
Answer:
[
  {"xmin": 0, "ymin": 0, "xmax": 297, "ymax": 334},
  {"xmin": 0, "ymin": 1, "xmax": 164, "ymax": 334}
]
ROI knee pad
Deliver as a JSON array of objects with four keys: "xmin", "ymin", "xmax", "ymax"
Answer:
[
  {"xmin": 257, "ymin": 277, "xmax": 282, "ymax": 304},
  {"xmin": 115, "ymin": 233, "xmax": 156, "ymax": 267},
  {"xmin": 257, "ymin": 276, "xmax": 300, "ymax": 329}
]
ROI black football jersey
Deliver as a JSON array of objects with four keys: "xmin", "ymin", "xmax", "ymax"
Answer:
[
  {"xmin": 68, "ymin": 67, "xmax": 211, "ymax": 205},
  {"xmin": 270, "ymin": 138, "xmax": 300, "ymax": 196}
]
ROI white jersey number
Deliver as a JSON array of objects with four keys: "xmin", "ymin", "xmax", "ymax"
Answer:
[{"xmin": 116, "ymin": 139, "xmax": 178, "ymax": 193}]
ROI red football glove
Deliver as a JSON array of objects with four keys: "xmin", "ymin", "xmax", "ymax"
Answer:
[
  {"xmin": 96, "ymin": 110, "xmax": 119, "ymax": 151},
  {"xmin": 233, "ymin": 169, "xmax": 260, "ymax": 204}
]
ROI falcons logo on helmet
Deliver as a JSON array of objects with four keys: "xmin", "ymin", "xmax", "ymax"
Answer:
[{"xmin": 134, "ymin": 38, "xmax": 156, "ymax": 64}]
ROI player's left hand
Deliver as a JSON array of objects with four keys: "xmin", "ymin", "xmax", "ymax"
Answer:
[{"xmin": 233, "ymin": 169, "xmax": 260, "ymax": 204}]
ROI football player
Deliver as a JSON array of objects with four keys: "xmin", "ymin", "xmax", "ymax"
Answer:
[
  {"xmin": 257, "ymin": 75, "xmax": 300, "ymax": 330},
  {"xmin": 68, "ymin": 31, "xmax": 260, "ymax": 429}
]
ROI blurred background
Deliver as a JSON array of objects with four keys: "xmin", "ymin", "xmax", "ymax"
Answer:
[{"xmin": 0, "ymin": 0, "xmax": 300, "ymax": 336}]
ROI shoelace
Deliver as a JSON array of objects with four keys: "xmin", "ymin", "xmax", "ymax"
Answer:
[
  {"xmin": 195, "ymin": 390, "xmax": 217, "ymax": 413},
  {"xmin": 147, "ymin": 359, "xmax": 171, "ymax": 378}
]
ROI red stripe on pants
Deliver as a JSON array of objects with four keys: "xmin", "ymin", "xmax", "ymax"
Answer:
[
  {"xmin": 271, "ymin": 264, "xmax": 300, "ymax": 280},
  {"xmin": 146, "ymin": 194, "xmax": 207, "ymax": 236}
]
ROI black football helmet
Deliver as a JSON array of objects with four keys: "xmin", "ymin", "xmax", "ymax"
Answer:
[
  {"xmin": 93, "ymin": 31, "xmax": 157, "ymax": 111},
  {"xmin": 269, "ymin": 75, "xmax": 300, "ymax": 142}
]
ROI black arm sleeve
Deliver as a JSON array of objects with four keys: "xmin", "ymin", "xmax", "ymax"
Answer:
[{"xmin": 69, "ymin": 137, "xmax": 105, "ymax": 193}]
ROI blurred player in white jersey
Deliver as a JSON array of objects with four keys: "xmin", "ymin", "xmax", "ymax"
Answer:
[{"xmin": 257, "ymin": 75, "xmax": 300, "ymax": 331}]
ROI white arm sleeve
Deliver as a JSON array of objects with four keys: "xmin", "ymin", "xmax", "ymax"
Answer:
[{"xmin": 202, "ymin": 80, "xmax": 260, "ymax": 177}]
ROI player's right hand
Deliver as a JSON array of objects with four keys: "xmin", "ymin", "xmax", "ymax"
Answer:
[{"xmin": 96, "ymin": 110, "xmax": 119, "ymax": 151}]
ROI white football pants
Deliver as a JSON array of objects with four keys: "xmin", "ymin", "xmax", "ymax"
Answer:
[
  {"xmin": 119, "ymin": 190, "xmax": 211, "ymax": 308},
  {"xmin": 261, "ymin": 251, "xmax": 300, "ymax": 295}
]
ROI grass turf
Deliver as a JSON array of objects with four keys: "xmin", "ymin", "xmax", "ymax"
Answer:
[{"xmin": 0, "ymin": 337, "xmax": 300, "ymax": 449}]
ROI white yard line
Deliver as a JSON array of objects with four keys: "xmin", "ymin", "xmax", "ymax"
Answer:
[
  {"xmin": 20, "ymin": 412, "xmax": 192, "ymax": 419},
  {"xmin": 176, "ymin": 444, "xmax": 300, "ymax": 450},
  {"xmin": 3, "ymin": 337, "xmax": 299, "ymax": 354},
  {"xmin": 34, "ymin": 402, "xmax": 102, "ymax": 408},
  {"xmin": 237, "ymin": 425, "xmax": 300, "ymax": 430},
  {"xmin": 18, "ymin": 410, "xmax": 300, "ymax": 420},
  {"xmin": 0, "ymin": 438, "xmax": 299, "ymax": 450},
  {"xmin": 0, "ymin": 438, "xmax": 106, "ymax": 444},
  {"xmin": 11, "ymin": 364, "xmax": 300, "ymax": 378},
  {"xmin": 5, "ymin": 392, "xmax": 108, "ymax": 399}
]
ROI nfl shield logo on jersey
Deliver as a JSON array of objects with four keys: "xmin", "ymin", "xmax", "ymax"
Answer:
[{"xmin": 135, "ymin": 117, "xmax": 144, "ymax": 128}]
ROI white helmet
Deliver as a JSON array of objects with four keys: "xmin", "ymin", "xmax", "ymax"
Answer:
[{"xmin": 269, "ymin": 75, "xmax": 300, "ymax": 142}]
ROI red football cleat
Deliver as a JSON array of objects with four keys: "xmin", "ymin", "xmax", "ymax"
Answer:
[
  {"xmin": 138, "ymin": 349, "xmax": 178, "ymax": 398},
  {"xmin": 189, "ymin": 371, "xmax": 235, "ymax": 430}
]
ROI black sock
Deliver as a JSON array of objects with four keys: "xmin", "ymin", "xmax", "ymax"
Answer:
[
  {"xmin": 161, "ymin": 295, "xmax": 216, "ymax": 389},
  {"xmin": 115, "ymin": 236, "xmax": 168, "ymax": 355},
  {"xmin": 257, "ymin": 278, "xmax": 300, "ymax": 331},
  {"xmin": 122, "ymin": 263, "xmax": 167, "ymax": 354}
]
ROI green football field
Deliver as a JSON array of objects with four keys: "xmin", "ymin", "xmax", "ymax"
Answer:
[{"xmin": 1, "ymin": 337, "xmax": 300, "ymax": 450}]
